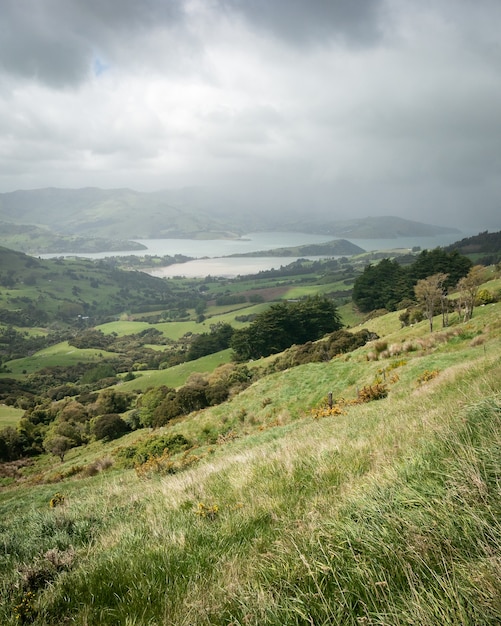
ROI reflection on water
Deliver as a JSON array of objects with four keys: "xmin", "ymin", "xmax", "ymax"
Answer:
[
  {"xmin": 38, "ymin": 230, "xmax": 467, "ymax": 278},
  {"xmin": 148, "ymin": 256, "xmax": 324, "ymax": 278}
]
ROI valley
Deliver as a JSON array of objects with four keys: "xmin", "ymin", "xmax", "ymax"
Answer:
[{"xmin": 0, "ymin": 231, "xmax": 500, "ymax": 625}]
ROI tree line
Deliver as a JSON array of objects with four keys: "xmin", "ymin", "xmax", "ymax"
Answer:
[
  {"xmin": 230, "ymin": 295, "xmax": 342, "ymax": 361},
  {"xmin": 352, "ymin": 248, "xmax": 473, "ymax": 313}
]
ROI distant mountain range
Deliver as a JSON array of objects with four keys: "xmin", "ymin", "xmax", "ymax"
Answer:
[{"xmin": 0, "ymin": 187, "xmax": 460, "ymax": 254}]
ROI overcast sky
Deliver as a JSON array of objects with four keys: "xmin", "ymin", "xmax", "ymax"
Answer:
[{"xmin": 1, "ymin": 0, "xmax": 500, "ymax": 231}]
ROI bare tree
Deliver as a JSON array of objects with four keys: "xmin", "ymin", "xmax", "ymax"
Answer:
[
  {"xmin": 414, "ymin": 273, "xmax": 448, "ymax": 332},
  {"xmin": 456, "ymin": 265, "xmax": 486, "ymax": 322}
]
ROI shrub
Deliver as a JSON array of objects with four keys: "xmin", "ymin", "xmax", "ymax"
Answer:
[
  {"xmin": 49, "ymin": 492, "xmax": 65, "ymax": 508},
  {"xmin": 357, "ymin": 383, "xmax": 388, "ymax": 402},
  {"xmin": 92, "ymin": 414, "xmax": 130, "ymax": 441},
  {"xmin": 114, "ymin": 433, "xmax": 192, "ymax": 468},
  {"xmin": 416, "ymin": 370, "xmax": 440, "ymax": 385}
]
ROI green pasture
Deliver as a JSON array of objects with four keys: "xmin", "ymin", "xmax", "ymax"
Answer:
[
  {"xmin": 3, "ymin": 342, "xmax": 118, "ymax": 376},
  {"xmin": 117, "ymin": 349, "xmax": 233, "ymax": 391},
  {"xmin": 98, "ymin": 304, "xmax": 270, "ymax": 339},
  {"xmin": 283, "ymin": 280, "xmax": 349, "ymax": 299},
  {"xmin": 203, "ymin": 302, "xmax": 269, "ymax": 322},
  {"xmin": 0, "ymin": 404, "xmax": 24, "ymax": 428}
]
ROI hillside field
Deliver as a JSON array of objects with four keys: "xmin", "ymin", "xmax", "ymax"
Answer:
[{"xmin": 1, "ymin": 295, "xmax": 500, "ymax": 624}]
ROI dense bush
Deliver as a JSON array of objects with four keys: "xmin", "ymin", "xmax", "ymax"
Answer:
[
  {"xmin": 353, "ymin": 249, "xmax": 472, "ymax": 313},
  {"xmin": 231, "ymin": 295, "xmax": 342, "ymax": 360},
  {"xmin": 114, "ymin": 433, "xmax": 192, "ymax": 468},
  {"xmin": 186, "ymin": 323, "xmax": 234, "ymax": 361},
  {"xmin": 263, "ymin": 329, "xmax": 375, "ymax": 374},
  {"xmin": 93, "ymin": 414, "xmax": 130, "ymax": 441}
]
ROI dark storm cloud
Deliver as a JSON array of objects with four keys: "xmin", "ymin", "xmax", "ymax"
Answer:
[
  {"xmin": 0, "ymin": 0, "xmax": 500, "ymax": 232},
  {"xmin": 219, "ymin": 0, "xmax": 386, "ymax": 45},
  {"xmin": 0, "ymin": 0, "xmax": 186, "ymax": 86}
]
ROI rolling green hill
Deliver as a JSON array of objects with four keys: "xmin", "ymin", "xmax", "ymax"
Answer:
[
  {"xmin": 0, "ymin": 221, "xmax": 147, "ymax": 254},
  {"xmin": 1, "ymin": 293, "xmax": 500, "ymax": 624},
  {"xmin": 445, "ymin": 229, "xmax": 501, "ymax": 264},
  {"xmin": 227, "ymin": 238, "xmax": 365, "ymax": 257},
  {"xmin": 0, "ymin": 187, "xmax": 235, "ymax": 241},
  {"xmin": 0, "ymin": 246, "xmax": 182, "ymax": 325}
]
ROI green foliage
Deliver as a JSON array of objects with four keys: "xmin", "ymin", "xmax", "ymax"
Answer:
[
  {"xmin": 69, "ymin": 329, "xmax": 114, "ymax": 350},
  {"xmin": 80, "ymin": 363, "xmax": 117, "ymax": 384},
  {"xmin": 353, "ymin": 249, "xmax": 472, "ymax": 313},
  {"xmin": 186, "ymin": 323, "xmax": 234, "ymax": 361},
  {"xmin": 114, "ymin": 433, "xmax": 192, "ymax": 468},
  {"xmin": 96, "ymin": 389, "xmax": 134, "ymax": 414},
  {"xmin": 353, "ymin": 258, "xmax": 410, "ymax": 313},
  {"xmin": 409, "ymin": 248, "xmax": 472, "ymax": 287},
  {"xmin": 476, "ymin": 288, "xmax": 493, "ymax": 305},
  {"xmin": 231, "ymin": 295, "xmax": 342, "ymax": 360},
  {"xmin": 0, "ymin": 426, "xmax": 24, "ymax": 461},
  {"xmin": 264, "ymin": 329, "xmax": 374, "ymax": 373},
  {"xmin": 92, "ymin": 414, "xmax": 130, "ymax": 441},
  {"xmin": 43, "ymin": 435, "xmax": 73, "ymax": 461}
]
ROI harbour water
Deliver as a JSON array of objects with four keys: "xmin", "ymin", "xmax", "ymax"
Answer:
[{"xmin": 40, "ymin": 231, "xmax": 466, "ymax": 278}]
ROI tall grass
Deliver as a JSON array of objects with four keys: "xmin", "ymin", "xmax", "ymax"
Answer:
[{"xmin": 1, "ymin": 307, "xmax": 501, "ymax": 624}]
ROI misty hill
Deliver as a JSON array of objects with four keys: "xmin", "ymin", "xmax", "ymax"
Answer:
[
  {"xmin": 0, "ymin": 221, "xmax": 147, "ymax": 254},
  {"xmin": 0, "ymin": 187, "xmax": 234, "ymax": 241},
  {"xmin": 445, "ymin": 230, "xmax": 501, "ymax": 264},
  {"xmin": 278, "ymin": 215, "xmax": 460, "ymax": 238},
  {"xmin": 0, "ymin": 188, "xmax": 459, "ymax": 250},
  {"xmin": 227, "ymin": 239, "xmax": 365, "ymax": 257}
]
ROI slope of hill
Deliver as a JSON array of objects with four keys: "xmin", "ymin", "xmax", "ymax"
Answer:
[
  {"xmin": 0, "ymin": 246, "xmax": 185, "ymax": 325},
  {"xmin": 0, "ymin": 187, "xmax": 235, "ymax": 241},
  {"xmin": 0, "ymin": 187, "xmax": 460, "ymax": 245},
  {"xmin": 227, "ymin": 238, "xmax": 365, "ymax": 257},
  {"xmin": 0, "ymin": 221, "xmax": 147, "ymax": 254},
  {"xmin": 1, "ymin": 294, "xmax": 500, "ymax": 624},
  {"xmin": 445, "ymin": 229, "xmax": 501, "ymax": 264},
  {"xmin": 280, "ymin": 214, "xmax": 461, "ymax": 238}
]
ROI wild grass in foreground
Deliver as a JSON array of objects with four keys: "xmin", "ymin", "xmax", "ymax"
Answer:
[{"xmin": 1, "ymin": 348, "xmax": 500, "ymax": 625}]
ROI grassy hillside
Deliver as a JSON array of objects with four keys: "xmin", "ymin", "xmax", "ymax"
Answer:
[
  {"xmin": 1, "ymin": 299, "xmax": 500, "ymax": 624},
  {"xmin": 0, "ymin": 246, "xmax": 183, "ymax": 325},
  {"xmin": 0, "ymin": 188, "xmax": 239, "ymax": 240},
  {"xmin": 227, "ymin": 238, "xmax": 365, "ymax": 257},
  {"xmin": 0, "ymin": 221, "xmax": 147, "ymax": 254}
]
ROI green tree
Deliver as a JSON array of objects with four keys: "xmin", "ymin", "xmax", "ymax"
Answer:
[
  {"xmin": 231, "ymin": 296, "xmax": 342, "ymax": 360},
  {"xmin": 352, "ymin": 259, "xmax": 410, "ymax": 313},
  {"xmin": 44, "ymin": 435, "xmax": 73, "ymax": 462},
  {"xmin": 93, "ymin": 414, "xmax": 129, "ymax": 441},
  {"xmin": 137, "ymin": 386, "xmax": 173, "ymax": 428},
  {"xmin": 410, "ymin": 248, "xmax": 471, "ymax": 288},
  {"xmin": 96, "ymin": 389, "xmax": 134, "ymax": 414}
]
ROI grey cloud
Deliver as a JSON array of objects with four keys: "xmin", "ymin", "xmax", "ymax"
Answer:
[
  {"xmin": 219, "ymin": 0, "xmax": 386, "ymax": 46},
  {"xmin": 0, "ymin": 0, "xmax": 187, "ymax": 87},
  {"xmin": 0, "ymin": 0, "xmax": 500, "ymax": 233}
]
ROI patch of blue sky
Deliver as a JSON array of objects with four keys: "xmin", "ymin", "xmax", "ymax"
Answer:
[{"xmin": 93, "ymin": 57, "xmax": 110, "ymax": 77}]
